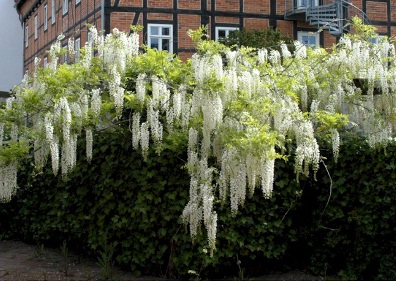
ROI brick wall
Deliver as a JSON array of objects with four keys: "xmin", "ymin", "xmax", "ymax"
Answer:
[
  {"xmin": 178, "ymin": 0, "xmax": 201, "ymax": 10},
  {"xmin": 215, "ymin": 0, "xmax": 240, "ymax": 12},
  {"xmin": 148, "ymin": 0, "xmax": 173, "ymax": 9},
  {"xmin": 244, "ymin": 0, "xmax": 270, "ymax": 14},
  {"xmin": 276, "ymin": 20, "xmax": 294, "ymax": 37},
  {"xmin": 367, "ymin": 1, "xmax": 388, "ymax": 21},
  {"xmin": 244, "ymin": 18, "xmax": 270, "ymax": 30},
  {"xmin": 215, "ymin": 16, "xmax": 239, "ymax": 24},
  {"xmin": 178, "ymin": 14, "xmax": 201, "ymax": 48},
  {"xmin": 111, "ymin": 12, "xmax": 135, "ymax": 31},
  {"xmin": 118, "ymin": 0, "xmax": 144, "ymax": 5},
  {"xmin": 17, "ymin": 0, "xmax": 396, "ymax": 71},
  {"xmin": 20, "ymin": 0, "xmax": 102, "ymax": 73}
]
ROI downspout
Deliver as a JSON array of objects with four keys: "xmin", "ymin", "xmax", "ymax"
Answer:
[{"xmin": 101, "ymin": 0, "xmax": 105, "ymax": 32}]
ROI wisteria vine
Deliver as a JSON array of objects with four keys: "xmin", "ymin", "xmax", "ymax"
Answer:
[{"xmin": 0, "ymin": 22, "xmax": 395, "ymax": 255}]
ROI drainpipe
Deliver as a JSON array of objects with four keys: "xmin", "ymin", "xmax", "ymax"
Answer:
[{"xmin": 101, "ymin": 0, "xmax": 105, "ymax": 32}]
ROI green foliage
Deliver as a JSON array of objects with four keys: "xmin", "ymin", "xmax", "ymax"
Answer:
[
  {"xmin": 188, "ymin": 25, "xmax": 227, "ymax": 54},
  {"xmin": 0, "ymin": 128, "xmax": 305, "ymax": 279},
  {"xmin": 0, "ymin": 22, "xmax": 395, "ymax": 281},
  {"xmin": 0, "ymin": 133, "xmax": 394, "ymax": 280},
  {"xmin": 221, "ymin": 28, "xmax": 294, "ymax": 51},
  {"xmin": 301, "ymin": 138, "xmax": 396, "ymax": 280}
]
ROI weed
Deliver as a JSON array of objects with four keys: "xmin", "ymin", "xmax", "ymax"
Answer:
[
  {"xmin": 236, "ymin": 255, "xmax": 244, "ymax": 281},
  {"xmin": 60, "ymin": 240, "xmax": 71, "ymax": 277},
  {"xmin": 32, "ymin": 243, "xmax": 44, "ymax": 260},
  {"xmin": 97, "ymin": 244, "xmax": 115, "ymax": 280}
]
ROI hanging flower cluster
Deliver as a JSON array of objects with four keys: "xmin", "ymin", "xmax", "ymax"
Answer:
[{"xmin": 2, "ymin": 22, "xmax": 396, "ymax": 255}]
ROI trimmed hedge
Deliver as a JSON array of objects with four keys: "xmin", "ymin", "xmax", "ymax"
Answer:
[
  {"xmin": 303, "ymin": 140, "xmax": 396, "ymax": 280},
  {"xmin": 0, "ymin": 132, "xmax": 395, "ymax": 280}
]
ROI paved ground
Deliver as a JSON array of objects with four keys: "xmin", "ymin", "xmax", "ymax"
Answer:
[
  {"xmin": 0, "ymin": 240, "xmax": 164, "ymax": 281},
  {"xmin": 0, "ymin": 240, "xmax": 322, "ymax": 281}
]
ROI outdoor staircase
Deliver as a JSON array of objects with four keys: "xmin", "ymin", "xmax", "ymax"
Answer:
[{"xmin": 285, "ymin": 0, "xmax": 370, "ymax": 37}]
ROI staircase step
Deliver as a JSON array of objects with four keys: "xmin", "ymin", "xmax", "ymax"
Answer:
[
  {"xmin": 310, "ymin": 19, "xmax": 338, "ymax": 24},
  {"xmin": 308, "ymin": 14, "xmax": 337, "ymax": 18}
]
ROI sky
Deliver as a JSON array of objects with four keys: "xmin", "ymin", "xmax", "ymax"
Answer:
[{"xmin": 0, "ymin": 1, "xmax": 23, "ymax": 92}]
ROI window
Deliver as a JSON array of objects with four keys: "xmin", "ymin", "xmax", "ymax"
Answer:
[
  {"xmin": 62, "ymin": 45, "xmax": 68, "ymax": 63},
  {"xmin": 63, "ymin": 0, "xmax": 68, "ymax": 15},
  {"xmin": 76, "ymin": 0, "xmax": 81, "ymax": 4},
  {"xmin": 87, "ymin": 31, "xmax": 95, "ymax": 56},
  {"xmin": 87, "ymin": 32, "xmax": 93, "ymax": 45},
  {"xmin": 43, "ymin": 57, "xmax": 48, "ymax": 68},
  {"xmin": 147, "ymin": 24, "xmax": 173, "ymax": 53},
  {"xmin": 34, "ymin": 15, "xmax": 38, "ymax": 40},
  {"xmin": 297, "ymin": 31, "xmax": 319, "ymax": 48},
  {"xmin": 370, "ymin": 35, "xmax": 386, "ymax": 44},
  {"xmin": 52, "ymin": 0, "xmax": 56, "ymax": 24},
  {"xmin": 25, "ymin": 25, "xmax": 28, "ymax": 47},
  {"xmin": 75, "ymin": 37, "xmax": 81, "ymax": 62},
  {"xmin": 44, "ymin": 4, "xmax": 48, "ymax": 31},
  {"xmin": 297, "ymin": 0, "xmax": 318, "ymax": 8},
  {"xmin": 215, "ymin": 27, "xmax": 239, "ymax": 42}
]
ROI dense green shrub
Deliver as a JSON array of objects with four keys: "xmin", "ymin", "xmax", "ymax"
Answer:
[
  {"xmin": 0, "ymin": 128, "xmax": 303, "ymax": 279},
  {"xmin": 221, "ymin": 28, "xmax": 294, "ymax": 51},
  {"xmin": 0, "ymin": 133, "xmax": 395, "ymax": 280},
  {"xmin": 299, "ymin": 138, "xmax": 396, "ymax": 280}
]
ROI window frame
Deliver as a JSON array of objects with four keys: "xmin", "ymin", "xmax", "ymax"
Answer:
[
  {"xmin": 297, "ymin": 0, "xmax": 319, "ymax": 8},
  {"xmin": 43, "ymin": 57, "xmax": 48, "ymax": 68},
  {"xmin": 370, "ymin": 35, "xmax": 387, "ymax": 44},
  {"xmin": 34, "ymin": 15, "xmax": 38, "ymax": 40},
  {"xmin": 215, "ymin": 26, "xmax": 239, "ymax": 42},
  {"xmin": 44, "ymin": 4, "xmax": 48, "ymax": 31},
  {"xmin": 87, "ymin": 31, "xmax": 95, "ymax": 56},
  {"xmin": 62, "ymin": 45, "xmax": 68, "ymax": 63},
  {"xmin": 25, "ymin": 25, "xmax": 29, "ymax": 48},
  {"xmin": 147, "ymin": 24, "xmax": 173, "ymax": 53},
  {"xmin": 297, "ymin": 31, "xmax": 319, "ymax": 48},
  {"xmin": 52, "ymin": 0, "xmax": 56, "ymax": 24},
  {"xmin": 76, "ymin": 0, "xmax": 81, "ymax": 5},
  {"xmin": 63, "ymin": 0, "xmax": 69, "ymax": 15},
  {"xmin": 74, "ymin": 37, "xmax": 81, "ymax": 62}
]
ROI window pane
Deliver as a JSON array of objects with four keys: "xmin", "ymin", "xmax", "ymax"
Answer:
[
  {"xmin": 218, "ymin": 30, "xmax": 226, "ymax": 38},
  {"xmin": 151, "ymin": 27, "xmax": 159, "ymax": 36},
  {"xmin": 309, "ymin": 36, "xmax": 316, "ymax": 46},
  {"xmin": 301, "ymin": 35, "xmax": 309, "ymax": 45},
  {"xmin": 162, "ymin": 27, "xmax": 170, "ymax": 36},
  {"xmin": 150, "ymin": 38, "xmax": 159, "ymax": 49},
  {"xmin": 162, "ymin": 39, "xmax": 170, "ymax": 51}
]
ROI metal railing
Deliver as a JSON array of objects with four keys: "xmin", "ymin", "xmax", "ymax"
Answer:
[{"xmin": 285, "ymin": 0, "xmax": 370, "ymax": 36}]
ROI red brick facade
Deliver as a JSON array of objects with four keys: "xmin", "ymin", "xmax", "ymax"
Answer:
[{"xmin": 15, "ymin": 0, "xmax": 396, "ymax": 73}]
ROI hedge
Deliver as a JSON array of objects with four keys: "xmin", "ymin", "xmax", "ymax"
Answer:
[{"xmin": 0, "ymin": 130, "xmax": 394, "ymax": 280}]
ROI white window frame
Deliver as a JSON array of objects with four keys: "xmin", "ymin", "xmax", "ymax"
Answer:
[
  {"xmin": 52, "ymin": 0, "xmax": 56, "ymax": 24},
  {"xmin": 63, "ymin": 0, "xmax": 68, "ymax": 15},
  {"xmin": 297, "ymin": 31, "xmax": 319, "ymax": 48},
  {"xmin": 370, "ymin": 35, "xmax": 386, "ymax": 44},
  {"xmin": 25, "ymin": 25, "xmax": 29, "ymax": 47},
  {"xmin": 297, "ymin": 0, "xmax": 319, "ymax": 8},
  {"xmin": 76, "ymin": 0, "xmax": 81, "ymax": 4},
  {"xmin": 62, "ymin": 45, "xmax": 68, "ymax": 63},
  {"xmin": 34, "ymin": 15, "xmax": 38, "ymax": 40},
  {"xmin": 44, "ymin": 4, "xmax": 48, "ymax": 31},
  {"xmin": 75, "ymin": 37, "xmax": 81, "ymax": 62},
  {"xmin": 215, "ymin": 26, "xmax": 239, "ymax": 41},
  {"xmin": 147, "ymin": 24, "xmax": 173, "ymax": 53},
  {"xmin": 87, "ymin": 31, "xmax": 95, "ymax": 56},
  {"xmin": 43, "ymin": 57, "xmax": 48, "ymax": 68}
]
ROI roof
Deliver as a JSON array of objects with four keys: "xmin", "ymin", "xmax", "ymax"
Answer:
[{"xmin": 14, "ymin": 0, "xmax": 25, "ymax": 8}]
